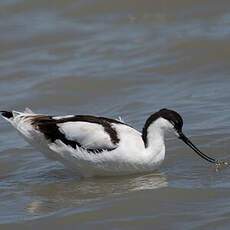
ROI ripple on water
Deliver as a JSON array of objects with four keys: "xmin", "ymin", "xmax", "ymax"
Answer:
[{"xmin": 1, "ymin": 0, "xmax": 230, "ymax": 228}]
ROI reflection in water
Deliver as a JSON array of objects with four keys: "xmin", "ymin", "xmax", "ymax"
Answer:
[
  {"xmin": 26, "ymin": 171, "xmax": 167, "ymax": 215},
  {"xmin": 1, "ymin": 0, "xmax": 230, "ymax": 227}
]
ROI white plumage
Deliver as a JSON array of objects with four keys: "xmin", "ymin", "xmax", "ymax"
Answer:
[
  {"xmin": 1, "ymin": 108, "xmax": 221, "ymax": 177},
  {"xmin": 58, "ymin": 121, "xmax": 116, "ymax": 149}
]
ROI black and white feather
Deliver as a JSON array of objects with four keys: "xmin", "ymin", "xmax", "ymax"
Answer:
[
  {"xmin": 1, "ymin": 108, "xmax": 204, "ymax": 177},
  {"xmin": 31, "ymin": 115, "xmax": 123, "ymax": 153}
]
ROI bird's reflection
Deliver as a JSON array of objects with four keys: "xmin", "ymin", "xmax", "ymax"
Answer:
[{"xmin": 26, "ymin": 170, "xmax": 168, "ymax": 215}]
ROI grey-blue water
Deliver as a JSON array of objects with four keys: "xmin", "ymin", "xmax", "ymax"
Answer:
[{"xmin": 1, "ymin": 0, "xmax": 230, "ymax": 229}]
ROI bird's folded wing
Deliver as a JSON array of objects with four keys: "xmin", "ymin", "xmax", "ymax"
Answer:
[{"xmin": 32, "ymin": 115, "xmax": 120, "ymax": 151}]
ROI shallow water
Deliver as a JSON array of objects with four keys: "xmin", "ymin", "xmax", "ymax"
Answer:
[{"xmin": 1, "ymin": 0, "xmax": 230, "ymax": 229}]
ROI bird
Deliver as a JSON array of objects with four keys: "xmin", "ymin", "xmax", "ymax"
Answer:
[{"xmin": 0, "ymin": 108, "xmax": 224, "ymax": 177}]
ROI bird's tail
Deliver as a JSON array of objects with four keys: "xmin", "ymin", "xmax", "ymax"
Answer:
[
  {"xmin": 0, "ymin": 111, "xmax": 20, "ymax": 126},
  {"xmin": 1, "ymin": 108, "xmax": 34, "ymax": 123},
  {"xmin": 0, "ymin": 108, "xmax": 34, "ymax": 120},
  {"xmin": 0, "ymin": 111, "xmax": 13, "ymax": 120}
]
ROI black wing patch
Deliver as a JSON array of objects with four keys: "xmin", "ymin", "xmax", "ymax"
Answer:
[{"xmin": 31, "ymin": 115, "xmax": 122, "ymax": 154}]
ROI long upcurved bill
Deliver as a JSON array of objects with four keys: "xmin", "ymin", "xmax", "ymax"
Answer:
[{"xmin": 178, "ymin": 133, "xmax": 218, "ymax": 164}]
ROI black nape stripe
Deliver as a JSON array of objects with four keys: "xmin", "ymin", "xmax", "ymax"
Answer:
[{"xmin": 0, "ymin": 111, "xmax": 13, "ymax": 119}]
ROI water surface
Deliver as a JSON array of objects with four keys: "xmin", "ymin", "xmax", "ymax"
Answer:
[{"xmin": 1, "ymin": 0, "xmax": 230, "ymax": 229}]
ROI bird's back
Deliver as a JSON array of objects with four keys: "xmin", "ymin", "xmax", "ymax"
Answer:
[{"xmin": 1, "ymin": 109, "xmax": 160, "ymax": 176}]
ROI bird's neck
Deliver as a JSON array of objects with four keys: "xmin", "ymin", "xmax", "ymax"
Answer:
[{"xmin": 142, "ymin": 119, "xmax": 166, "ymax": 153}]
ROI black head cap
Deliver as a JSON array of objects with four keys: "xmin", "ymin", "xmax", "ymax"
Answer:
[
  {"xmin": 157, "ymin": 108, "xmax": 183, "ymax": 132},
  {"xmin": 143, "ymin": 108, "xmax": 183, "ymax": 135},
  {"xmin": 142, "ymin": 108, "xmax": 184, "ymax": 146}
]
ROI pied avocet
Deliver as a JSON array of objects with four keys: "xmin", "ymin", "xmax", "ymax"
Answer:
[{"xmin": 0, "ymin": 108, "xmax": 224, "ymax": 177}]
